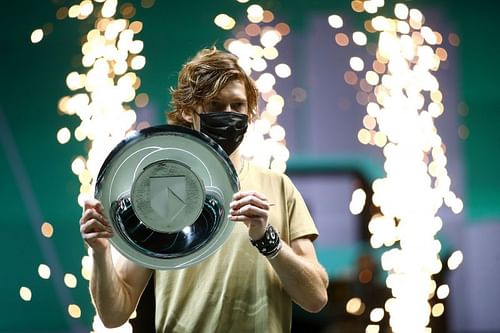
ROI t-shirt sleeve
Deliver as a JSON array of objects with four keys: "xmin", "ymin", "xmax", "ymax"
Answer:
[{"xmin": 283, "ymin": 174, "xmax": 319, "ymax": 242}]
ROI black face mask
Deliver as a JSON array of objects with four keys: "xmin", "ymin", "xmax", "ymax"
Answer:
[{"xmin": 199, "ymin": 112, "xmax": 248, "ymax": 156}]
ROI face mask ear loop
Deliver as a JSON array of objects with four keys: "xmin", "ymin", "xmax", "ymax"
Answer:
[
  {"xmin": 192, "ymin": 114, "xmax": 201, "ymax": 131},
  {"xmin": 192, "ymin": 105, "xmax": 203, "ymax": 131}
]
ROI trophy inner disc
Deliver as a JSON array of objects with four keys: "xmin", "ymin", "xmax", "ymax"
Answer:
[
  {"xmin": 131, "ymin": 159, "xmax": 205, "ymax": 233},
  {"xmin": 95, "ymin": 124, "xmax": 239, "ymax": 269}
]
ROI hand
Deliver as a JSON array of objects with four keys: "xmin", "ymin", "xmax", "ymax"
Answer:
[
  {"xmin": 228, "ymin": 191, "xmax": 271, "ymax": 240},
  {"xmin": 79, "ymin": 199, "xmax": 113, "ymax": 254}
]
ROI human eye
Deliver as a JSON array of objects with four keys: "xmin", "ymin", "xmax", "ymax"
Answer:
[
  {"xmin": 207, "ymin": 101, "xmax": 222, "ymax": 112},
  {"xmin": 232, "ymin": 102, "xmax": 246, "ymax": 112}
]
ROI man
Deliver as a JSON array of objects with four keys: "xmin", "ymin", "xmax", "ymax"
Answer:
[{"xmin": 80, "ymin": 47, "xmax": 328, "ymax": 332}]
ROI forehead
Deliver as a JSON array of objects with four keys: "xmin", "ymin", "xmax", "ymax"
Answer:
[{"xmin": 214, "ymin": 80, "xmax": 247, "ymax": 101}]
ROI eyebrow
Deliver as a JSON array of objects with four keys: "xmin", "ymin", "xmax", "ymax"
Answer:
[{"xmin": 210, "ymin": 97, "xmax": 247, "ymax": 103}]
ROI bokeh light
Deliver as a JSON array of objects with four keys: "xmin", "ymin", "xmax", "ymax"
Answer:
[
  {"xmin": 40, "ymin": 222, "xmax": 54, "ymax": 238},
  {"xmin": 214, "ymin": 13, "xmax": 236, "ymax": 30},
  {"xmin": 57, "ymin": 127, "xmax": 71, "ymax": 144},
  {"xmin": 447, "ymin": 250, "xmax": 464, "ymax": 270},
  {"xmin": 68, "ymin": 304, "xmax": 81, "ymax": 318},
  {"xmin": 64, "ymin": 273, "xmax": 78, "ymax": 288},
  {"xmin": 346, "ymin": 297, "xmax": 365, "ymax": 315},
  {"xmin": 54, "ymin": 1, "xmax": 153, "ymax": 329},
  {"xmin": 19, "ymin": 287, "xmax": 32, "ymax": 301},
  {"xmin": 328, "ymin": 14, "xmax": 343, "ymax": 29},
  {"xmin": 218, "ymin": 3, "xmax": 291, "ymax": 172},
  {"xmin": 330, "ymin": 3, "xmax": 463, "ymax": 332},
  {"xmin": 38, "ymin": 264, "xmax": 51, "ymax": 279},
  {"xmin": 30, "ymin": 29, "xmax": 44, "ymax": 43}
]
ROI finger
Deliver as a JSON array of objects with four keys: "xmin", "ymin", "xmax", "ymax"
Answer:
[
  {"xmin": 227, "ymin": 214, "xmax": 253, "ymax": 224},
  {"xmin": 232, "ymin": 191, "xmax": 269, "ymax": 202},
  {"xmin": 82, "ymin": 231, "xmax": 113, "ymax": 240},
  {"xmin": 83, "ymin": 199, "xmax": 106, "ymax": 216},
  {"xmin": 80, "ymin": 208, "xmax": 109, "ymax": 227},
  {"xmin": 84, "ymin": 198, "xmax": 101, "ymax": 211},
  {"xmin": 227, "ymin": 215, "xmax": 266, "ymax": 233},
  {"xmin": 80, "ymin": 219, "xmax": 113, "ymax": 235},
  {"xmin": 230, "ymin": 205, "xmax": 268, "ymax": 218},
  {"xmin": 230, "ymin": 194, "xmax": 270, "ymax": 210},
  {"xmin": 86, "ymin": 199, "xmax": 105, "ymax": 216},
  {"xmin": 95, "ymin": 201, "xmax": 105, "ymax": 215}
]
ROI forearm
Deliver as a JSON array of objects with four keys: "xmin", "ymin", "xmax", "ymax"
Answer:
[
  {"xmin": 268, "ymin": 241, "xmax": 329, "ymax": 313},
  {"xmin": 90, "ymin": 247, "xmax": 136, "ymax": 327},
  {"xmin": 228, "ymin": 191, "xmax": 328, "ymax": 311}
]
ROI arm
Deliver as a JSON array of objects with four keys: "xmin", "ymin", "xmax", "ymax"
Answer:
[
  {"xmin": 229, "ymin": 191, "xmax": 329, "ymax": 313},
  {"xmin": 267, "ymin": 237, "xmax": 328, "ymax": 313},
  {"xmin": 80, "ymin": 199, "xmax": 153, "ymax": 328},
  {"xmin": 90, "ymin": 245, "xmax": 153, "ymax": 327}
]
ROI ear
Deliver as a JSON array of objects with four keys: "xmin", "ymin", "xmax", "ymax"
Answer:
[
  {"xmin": 181, "ymin": 109, "xmax": 193, "ymax": 124},
  {"xmin": 182, "ymin": 106, "xmax": 201, "ymax": 131}
]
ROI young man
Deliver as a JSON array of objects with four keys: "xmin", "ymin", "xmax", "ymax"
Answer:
[{"xmin": 80, "ymin": 47, "xmax": 328, "ymax": 332}]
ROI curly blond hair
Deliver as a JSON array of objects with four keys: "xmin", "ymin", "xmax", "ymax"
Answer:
[{"xmin": 167, "ymin": 47, "xmax": 259, "ymax": 128}]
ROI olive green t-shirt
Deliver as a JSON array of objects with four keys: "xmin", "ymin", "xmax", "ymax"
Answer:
[{"xmin": 154, "ymin": 161, "xmax": 318, "ymax": 333}]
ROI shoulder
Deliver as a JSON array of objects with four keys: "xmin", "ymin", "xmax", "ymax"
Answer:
[
  {"xmin": 245, "ymin": 161, "xmax": 292, "ymax": 182},
  {"xmin": 244, "ymin": 161, "xmax": 297, "ymax": 193},
  {"xmin": 246, "ymin": 161, "xmax": 289, "ymax": 178}
]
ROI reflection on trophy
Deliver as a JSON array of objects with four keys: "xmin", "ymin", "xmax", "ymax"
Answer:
[{"xmin": 95, "ymin": 125, "xmax": 239, "ymax": 269}]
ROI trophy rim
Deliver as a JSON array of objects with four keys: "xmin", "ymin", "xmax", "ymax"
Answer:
[{"xmin": 94, "ymin": 124, "xmax": 239, "ymax": 270}]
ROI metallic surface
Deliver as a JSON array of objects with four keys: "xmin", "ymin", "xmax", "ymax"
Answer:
[{"xmin": 95, "ymin": 125, "xmax": 239, "ymax": 269}]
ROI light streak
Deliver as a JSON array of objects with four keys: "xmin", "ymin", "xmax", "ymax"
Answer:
[
  {"xmin": 336, "ymin": 2, "xmax": 464, "ymax": 332},
  {"xmin": 56, "ymin": 0, "xmax": 151, "ymax": 330},
  {"xmin": 58, "ymin": 0, "xmax": 145, "ymax": 209},
  {"xmin": 215, "ymin": 4, "xmax": 291, "ymax": 173}
]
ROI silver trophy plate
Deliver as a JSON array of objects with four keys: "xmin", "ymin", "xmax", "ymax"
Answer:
[{"xmin": 95, "ymin": 125, "xmax": 239, "ymax": 270}]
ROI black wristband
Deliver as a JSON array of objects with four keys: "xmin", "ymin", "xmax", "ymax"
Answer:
[{"xmin": 250, "ymin": 224, "xmax": 282, "ymax": 258}]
